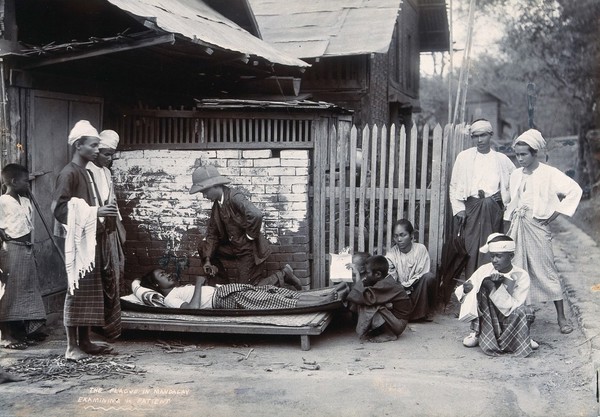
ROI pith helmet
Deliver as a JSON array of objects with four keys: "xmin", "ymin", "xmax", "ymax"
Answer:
[{"xmin": 189, "ymin": 166, "xmax": 230, "ymax": 194}]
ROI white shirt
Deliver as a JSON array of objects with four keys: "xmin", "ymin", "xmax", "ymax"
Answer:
[
  {"xmin": 164, "ymin": 285, "xmax": 215, "ymax": 309},
  {"xmin": 0, "ymin": 194, "xmax": 33, "ymax": 239},
  {"xmin": 385, "ymin": 242, "xmax": 431, "ymax": 288},
  {"xmin": 449, "ymin": 148, "xmax": 515, "ymax": 215},
  {"xmin": 455, "ymin": 263, "xmax": 530, "ymax": 316},
  {"xmin": 504, "ymin": 163, "xmax": 582, "ymax": 221}
]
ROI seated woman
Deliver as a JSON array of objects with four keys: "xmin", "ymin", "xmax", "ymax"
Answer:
[
  {"xmin": 385, "ymin": 219, "xmax": 437, "ymax": 321},
  {"xmin": 132, "ymin": 269, "xmax": 348, "ymax": 310}
]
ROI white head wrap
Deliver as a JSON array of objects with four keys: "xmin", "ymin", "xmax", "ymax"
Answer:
[
  {"xmin": 68, "ymin": 120, "xmax": 100, "ymax": 146},
  {"xmin": 470, "ymin": 120, "xmax": 493, "ymax": 135},
  {"xmin": 513, "ymin": 129, "xmax": 546, "ymax": 150},
  {"xmin": 479, "ymin": 233, "xmax": 515, "ymax": 253},
  {"xmin": 99, "ymin": 130, "xmax": 120, "ymax": 150}
]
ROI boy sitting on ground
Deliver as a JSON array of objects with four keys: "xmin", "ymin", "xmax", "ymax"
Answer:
[
  {"xmin": 455, "ymin": 233, "xmax": 538, "ymax": 357},
  {"xmin": 345, "ymin": 255, "xmax": 412, "ymax": 342}
]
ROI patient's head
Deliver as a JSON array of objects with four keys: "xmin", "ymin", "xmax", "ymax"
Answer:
[{"xmin": 140, "ymin": 268, "xmax": 177, "ymax": 293}]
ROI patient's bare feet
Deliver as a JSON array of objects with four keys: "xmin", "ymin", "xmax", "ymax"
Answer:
[
  {"xmin": 65, "ymin": 346, "xmax": 90, "ymax": 361},
  {"xmin": 283, "ymin": 264, "xmax": 303, "ymax": 290}
]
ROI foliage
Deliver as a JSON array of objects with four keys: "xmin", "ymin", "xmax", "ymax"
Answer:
[{"xmin": 419, "ymin": 0, "xmax": 600, "ymax": 187}]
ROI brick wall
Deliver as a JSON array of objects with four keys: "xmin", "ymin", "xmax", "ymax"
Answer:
[{"xmin": 111, "ymin": 149, "xmax": 312, "ymax": 289}]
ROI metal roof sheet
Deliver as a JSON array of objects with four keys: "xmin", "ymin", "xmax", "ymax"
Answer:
[
  {"xmin": 106, "ymin": 0, "xmax": 309, "ymax": 67},
  {"xmin": 249, "ymin": 0, "xmax": 402, "ymax": 58}
]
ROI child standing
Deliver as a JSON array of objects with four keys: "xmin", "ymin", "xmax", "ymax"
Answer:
[
  {"xmin": 0, "ymin": 164, "xmax": 46, "ymax": 349},
  {"xmin": 53, "ymin": 120, "xmax": 119, "ymax": 361}
]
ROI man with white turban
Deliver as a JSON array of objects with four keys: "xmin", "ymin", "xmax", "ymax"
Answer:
[
  {"xmin": 455, "ymin": 233, "xmax": 536, "ymax": 357},
  {"xmin": 53, "ymin": 120, "xmax": 120, "ymax": 360},
  {"xmin": 86, "ymin": 129, "xmax": 125, "ymax": 341},
  {"xmin": 449, "ymin": 119, "xmax": 516, "ymax": 279},
  {"xmin": 505, "ymin": 129, "xmax": 582, "ymax": 335}
]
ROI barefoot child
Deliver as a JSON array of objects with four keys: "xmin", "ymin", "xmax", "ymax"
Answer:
[
  {"xmin": 0, "ymin": 164, "xmax": 47, "ymax": 349},
  {"xmin": 53, "ymin": 120, "xmax": 119, "ymax": 361},
  {"xmin": 346, "ymin": 255, "xmax": 412, "ymax": 342},
  {"xmin": 133, "ymin": 268, "xmax": 346, "ymax": 310}
]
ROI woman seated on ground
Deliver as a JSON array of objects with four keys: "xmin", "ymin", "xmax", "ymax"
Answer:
[
  {"xmin": 132, "ymin": 268, "xmax": 349, "ymax": 310},
  {"xmin": 385, "ymin": 219, "xmax": 437, "ymax": 321}
]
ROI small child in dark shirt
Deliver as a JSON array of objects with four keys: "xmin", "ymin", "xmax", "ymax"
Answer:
[{"xmin": 345, "ymin": 255, "xmax": 412, "ymax": 342}]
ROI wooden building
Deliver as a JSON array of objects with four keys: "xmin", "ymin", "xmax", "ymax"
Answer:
[
  {"xmin": 250, "ymin": 0, "xmax": 449, "ymax": 127},
  {"xmin": 0, "ymin": 0, "xmax": 309, "ymax": 309}
]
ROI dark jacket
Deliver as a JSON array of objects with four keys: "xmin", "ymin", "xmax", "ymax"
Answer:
[
  {"xmin": 347, "ymin": 275, "xmax": 413, "ymax": 321},
  {"xmin": 204, "ymin": 186, "xmax": 272, "ymax": 265}
]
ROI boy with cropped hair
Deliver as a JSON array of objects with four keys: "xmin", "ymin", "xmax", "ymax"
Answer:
[
  {"xmin": 346, "ymin": 255, "xmax": 412, "ymax": 342},
  {"xmin": 0, "ymin": 164, "xmax": 46, "ymax": 349}
]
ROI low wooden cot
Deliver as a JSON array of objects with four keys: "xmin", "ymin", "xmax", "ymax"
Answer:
[{"xmin": 119, "ymin": 288, "xmax": 342, "ymax": 351}]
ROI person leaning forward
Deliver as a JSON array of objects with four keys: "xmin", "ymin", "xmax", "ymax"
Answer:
[
  {"xmin": 448, "ymin": 119, "xmax": 516, "ymax": 279},
  {"xmin": 190, "ymin": 166, "xmax": 294, "ymax": 287}
]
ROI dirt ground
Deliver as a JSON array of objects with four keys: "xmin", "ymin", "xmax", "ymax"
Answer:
[
  {"xmin": 2, "ymin": 195, "xmax": 599, "ymax": 417},
  {"xmin": 0, "ymin": 295, "xmax": 597, "ymax": 417}
]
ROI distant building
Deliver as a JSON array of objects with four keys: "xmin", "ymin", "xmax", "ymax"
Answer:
[
  {"xmin": 466, "ymin": 89, "xmax": 515, "ymax": 156},
  {"xmin": 250, "ymin": 0, "xmax": 449, "ymax": 127}
]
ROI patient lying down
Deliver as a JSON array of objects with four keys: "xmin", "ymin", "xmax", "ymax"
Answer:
[{"xmin": 132, "ymin": 269, "xmax": 349, "ymax": 310}]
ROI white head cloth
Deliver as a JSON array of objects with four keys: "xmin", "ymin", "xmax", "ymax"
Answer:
[
  {"xmin": 470, "ymin": 120, "xmax": 493, "ymax": 135},
  {"xmin": 99, "ymin": 130, "xmax": 120, "ymax": 150},
  {"xmin": 68, "ymin": 120, "xmax": 100, "ymax": 146},
  {"xmin": 514, "ymin": 129, "xmax": 546, "ymax": 150},
  {"xmin": 479, "ymin": 233, "xmax": 515, "ymax": 253}
]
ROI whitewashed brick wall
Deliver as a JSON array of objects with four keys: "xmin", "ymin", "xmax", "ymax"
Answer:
[{"xmin": 112, "ymin": 149, "xmax": 312, "ymax": 286}]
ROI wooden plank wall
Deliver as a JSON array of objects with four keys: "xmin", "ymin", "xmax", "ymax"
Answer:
[{"xmin": 314, "ymin": 122, "xmax": 469, "ymax": 285}]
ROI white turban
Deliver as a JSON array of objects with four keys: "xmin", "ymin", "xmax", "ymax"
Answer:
[
  {"xmin": 68, "ymin": 120, "xmax": 99, "ymax": 146},
  {"xmin": 479, "ymin": 233, "xmax": 515, "ymax": 253},
  {"xmin": 514, "ymin": 129, "xmax": 546, "ymax": 150},
  {"xmin": 99, "ymin": 130, "xmax": 120, "ymax": 150},
  {"xmin": 469, "ymin": 120, "xmax": 493, "ymax": 135}
]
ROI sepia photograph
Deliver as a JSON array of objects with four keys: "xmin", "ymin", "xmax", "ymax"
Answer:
[{"xmin": 0, "ymin": 0, "xmax": 598, "ymax": 416}]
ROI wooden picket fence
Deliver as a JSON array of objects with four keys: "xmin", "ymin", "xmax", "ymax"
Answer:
[{"xmin": 311, "ymin": 122, "xmax": 469, "ymax": 287}]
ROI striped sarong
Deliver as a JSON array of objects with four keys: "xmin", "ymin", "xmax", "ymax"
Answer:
[
  {"xmin": 477, "ymin": 288, "xmax": 534, "ymax": 357},
  {"xmin": 0, "ymin": 242, "xmax": 46, "ymax": 333},
  {"xmin": 96, "ymin": 230, "xmax": 122, "ymax": 340},
  {"xmin": 213, "ymin": 284, "xmax": 300, "ymax": 310},
  {"xmin": 64, "ymin": 245, "xmax": 105, "ymax": 327},
  {"xmin": 508, "ymin": 207, "xmax": 563, "ymax": 303}
]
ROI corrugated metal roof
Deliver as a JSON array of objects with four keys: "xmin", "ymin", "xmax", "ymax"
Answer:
[
  {"xmin": 106, "ymin": 0, "xmax": 309, "ymax": 67},
  {"xmin": 249, "ymin": 0, "xmax": 402, "ymax": 58}
]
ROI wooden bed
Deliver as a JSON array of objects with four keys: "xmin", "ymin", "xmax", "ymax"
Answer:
[
  {"xmin": 121, "ymin": 309, "xmax": 334, "ymax": 350},
  {"xmin": 119, "ymin": 287, "xmax": 342, "ymax": 350}
]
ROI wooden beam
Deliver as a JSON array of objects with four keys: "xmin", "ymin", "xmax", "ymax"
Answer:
[{"xmin": 20, "ymin": 34, "xmax": 176, "ymax": 69}]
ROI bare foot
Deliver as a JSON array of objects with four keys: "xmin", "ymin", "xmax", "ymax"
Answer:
[
  {"xmin": 0, "ymin": 371, "xmax": 22, "ymax": 384},
  {"xmin": 368, "ymin": 332, "xmax": 398, "ymax": 343},
  {"xmin": 65, "ymin": 346, "xmax": 90, "ymax": 361},
  {"xmin": 80, "ymin": 341, "xmax": 114, "ymax": 355}
]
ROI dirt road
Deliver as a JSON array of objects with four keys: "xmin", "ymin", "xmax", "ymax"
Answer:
[{"xmin": 1, "ymin": 297, "xmax": 596, "ymax": 417}]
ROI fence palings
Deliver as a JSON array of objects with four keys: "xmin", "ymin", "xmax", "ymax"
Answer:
[{"xmin": 321, "ymin": 122, "xmax": 454, "ymax": 281}]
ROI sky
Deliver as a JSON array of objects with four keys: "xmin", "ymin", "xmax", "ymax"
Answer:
[{"xmin": 420, "ymin": 1, "xmax": 505, "ymax": 76}]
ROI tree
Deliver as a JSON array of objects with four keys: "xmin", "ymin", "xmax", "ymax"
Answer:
[{"xmin": 498, "ymin": 0, "xmax": 600, "ymax": 191}]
